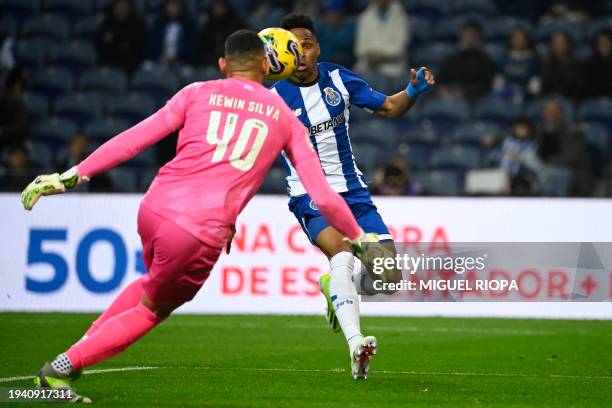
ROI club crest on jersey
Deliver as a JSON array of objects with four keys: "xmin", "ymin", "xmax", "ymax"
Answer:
[{"xmin": 323, "ymin": 87, "xmax": 341, "ymax": 106}]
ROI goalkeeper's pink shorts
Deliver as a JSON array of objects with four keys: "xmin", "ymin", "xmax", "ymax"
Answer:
[{"xmin": 137, "ymin": 204, "xmax": 223, "ymax": 305}]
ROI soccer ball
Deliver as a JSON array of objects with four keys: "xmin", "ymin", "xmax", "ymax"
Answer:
[{"xmin": 258, "ymin": 27, "xmax": 303, "ymax": 81}]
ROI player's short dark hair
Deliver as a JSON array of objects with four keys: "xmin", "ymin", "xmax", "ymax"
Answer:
[
  {"xmin": 224, "ymin": 29, "xmax": 264, "ymax": 58},
  {"xmin": 280, "ymin": 13, "xmax": 317, "ymax": 36}
]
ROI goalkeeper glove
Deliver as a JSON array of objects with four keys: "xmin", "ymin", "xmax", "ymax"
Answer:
[
  {"xmin": 344, "ymin": 233, "xmax": 399, "ymax": 284},
  {"xmin": 406, "ymin": 67, "xmax": 431, "ymax": 99},
  {"xmin": 21, "ymin": 166, "xmax": 87, "ymax": 211}
]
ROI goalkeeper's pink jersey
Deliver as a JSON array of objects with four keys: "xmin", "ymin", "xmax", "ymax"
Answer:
[{"xmin": 77, "ymin": 77, "xmax": 361, "ymax": 248}]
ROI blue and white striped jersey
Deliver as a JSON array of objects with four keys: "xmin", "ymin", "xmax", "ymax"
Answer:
[{"xmin": 270, "ymin": 62, "xmax": 386, "ymax": 197}]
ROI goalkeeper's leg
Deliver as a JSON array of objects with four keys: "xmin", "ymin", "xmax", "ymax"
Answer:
[
  {"xmin": 83, "ymin": 207, "xmax": 157, "ymax": 337},
  {"xmin": 39, "ymin": 207, "xmax": 223, "ymax": 391}
]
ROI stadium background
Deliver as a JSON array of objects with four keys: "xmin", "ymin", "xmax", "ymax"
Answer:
[
  {"xmin": 1, "ymin": 0, "xmax": 612, "ymax": 197},
  {"xmin": 1, "ymin": 3, "xmax": 611, "ymax": 406}
]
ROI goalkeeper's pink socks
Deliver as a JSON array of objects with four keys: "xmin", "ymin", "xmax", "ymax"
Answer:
[
  {"xmin": 84, "ymin": 276, "xmax": 145, "ymax": 337},
  {"xmin": 66, "ymin": 302, "xmax": 164, "ymax": 370}
]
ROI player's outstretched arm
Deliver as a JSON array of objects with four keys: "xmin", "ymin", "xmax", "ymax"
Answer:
[
  {"xmin": 376, "ymin": 67, "xmax": 435, "ymax": 118},
  {"xmin": 21, "ymin": 85, "xmax": 193, "ymax": 210}
]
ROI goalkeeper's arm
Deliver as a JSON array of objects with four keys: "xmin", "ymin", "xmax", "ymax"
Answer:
[{"xmin": 21, "ymin": 85, "xmax": 193, "ymax": 210}]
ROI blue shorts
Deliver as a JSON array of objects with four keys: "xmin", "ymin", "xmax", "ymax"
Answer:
[{"xmin": 288, "ymin": 188, "xmax": 392, "ymax": 245}]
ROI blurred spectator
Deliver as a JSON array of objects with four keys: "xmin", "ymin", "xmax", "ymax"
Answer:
[
  {"xmin": 147, "ymin": 0, "xmax": 197, "ymax": 66},
  {"xmin": 293, "ymin": 0, "xmax": 322, "ymax": 16},
  {"xmin": 0, "ymin": 70, "xmax": 27, "ymax": 151},
  {"xmin": 354, "ymin": 0, "xmax": 408, "ymax": 78},
  {"xmin": 498, "ymin": 117, "xmax": 542, "ymax": 195},
  {"xmin": 370, "ymin": 157, "xmax": 422, "ymax": 196},
  {"xmin": 55, "ymin": 133, "xmax": 112, "ymax": 192},
  {"xmin": 581, "ymin": 29, "xmax": 612, "ymax": 99},
  {"xmin": 500, "ymin": 29, "xmax": 540, "ymax": 97},
  {"xmin": 438, "ymin": 21, "xmax": 496, "ymax": 101},
  {"xmin": 540, "ymin": 1, "xmax": 589, "ymax": 24},
  {"xmin": 540, "ymin": 31, "xmax": 581, "ymax": 99},
  {"xmin": 199, "ymin": 0, "xmax": 248, "ymax": 67},
  {"xmin": 97, "ymin": 0, "xmax": 146, "ymax": 74},
  {"xmin": 536, "ymin": 98, "xmax": 593, "ymax": 196},
  {"xmin": 0, "ymin": 145, "xmax": 38, "ymax": 191},
  {"xmin": 0, "ymin": 29, "xmax": 15, "ymax": 71},
  {"xmin": 316, "ymin": 0, "xmax": 356, "ymax": 67}
]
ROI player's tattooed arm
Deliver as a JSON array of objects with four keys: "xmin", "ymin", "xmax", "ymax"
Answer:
[{"xmin": 376, "ymin": 67, "xmax": 435, "ymax": 118}]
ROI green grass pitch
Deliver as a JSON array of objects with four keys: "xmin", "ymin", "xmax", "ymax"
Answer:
[{"xmin": 0, "ymin": 313, "xmax": 611, "ymax": 407}]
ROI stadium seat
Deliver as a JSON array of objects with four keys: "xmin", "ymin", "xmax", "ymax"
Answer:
[
  {"xmin": 411, "ymin": 42, "xmax": 454, "ymax": 69},
  {"xmin": 139, "ymin": 168, "xmax": 159, "ymax": 192},
  {"xmin": 404, "ymin": 144, "xmax": 431, "ymax": 171},
  {"xmin": 535, "ymin": 19, "xmax": 583, "ymax": 44},
  {"xmin": 249, "ymin": 7, "xmax": 285, "ymax": 31},
  {"xmin": 413, "ymin": 170, "xmax": 462, "ymax": 195},
  {"xmin": 359, "ymin": 71, "xmax": 394, "ymax": 95},
  {"xmin": 30, "ymin": 117, "xmax": 77, "ymax": 145},
  {"xmin": 351, "ymin": 140, "xmax": 386, "ymax": 174},
  {"xmin": 449, "ymin": 0, "xmax": 497, "ymax": 16},
  {"xmin": 182, "ymin": 66, "xmax": 224, "ymax": 85},
  {"xmin": 258, "ymin": 167, "xmax": 287, "ymax": 195},
  {"xmin": 402, "ymin": 0, "xmax": 449, "ymax": 22},
  {"xmin": 48, "ymin": 40, "xmax": 97, "ymax": 76},
  {"xmin": 21, "ymin": 92, "xmax": 50, "ymax": 121},
  {"xmin": 54, "ymin": 93, "xmax": 103, "ymax": 129},
  {"xmin": 1, "ymin": 16, "xmax": 18, "ymax": 36},
  {"xmin": 484, "ymin": 17, "xmax": 532, "ymax": 43},
  {"xmin": 95, "ymin": 0, "xmax": 114, "ymax": 12},
  {"xmin": 433, "ymin": 14, "xmax": 487, "ymax": 41},
  {"xmin": 44, "ymin": 0, "xmax": 93, "ymax": 18},
  {"xmin": 15, "ymin": 39, "xmax": 50, "ymax": 70},
  {"xmin": 419, "ymin": 98, "xmax": 470, "ymax": 132},
  {"xmin": 130, "ymin": 68, "xmax": 180, "ymax": 103},
  {"xmin": 539, "ymin": 166, "xmax": 573, "ymax": 197},
  {"xmin": 79, "ymin": 67, "xmax": 128, "ymax": 96},
  {"xmin": 525, "ymin": 98, "xmax": 574, "ymax": 121},
  {"xmin": 404, "ymin": 122, "xmax": 440, "ymax": 148},
  {"xmin": 28, "ymin": 67, "xmax": 74, "ymax": 101},
  {"xmin": 580, "ymin": 122, "xmax": 609, "ymax": 177},
  {"xmin": 578, "ymin": 97, "xmax": 612, "ymax": 131},
  {"xmin": 107, "ymin": 168, "xmax": 138, "ymax": 192},
  {"xmin": 453, "ymin": 121, "xmax": 501, "ymax": 147},
  {"xmin": 2, "ymin": 0, "xmax": 40, "ymax": 21},
  {"xmin": 587, "ymin": 17, "xmax": 612, "ymax": 39},
  {"xmin": 350, "ymin": 120, "xmax": 399, "ymax": 150},
  {"xmin": 430, "ymin": 145, "xmax": 481, "ymax": 170},
  {"xmin": 21, "ymin": 14, "xmax": 70, "ymax": 40},
  {"xmin": 72, "ymin": 16, "xmax": 100, "ymax": 39},
  {"xmin": 484, "ymin": 43, "xmax": 505, "ymax": 67},
  {"xmin": 84, "ymin": 118, "xmax": 131, "ymax": 142},
  {"xmin": 105, "ymin": 93, "xmax": 157, "ymax": 124},
  {"xmin": 27, "ymin": 141, "xmax": 55, "ymax": 171},
  {"xmin": 409, "ymin": 16, "xmax": 432, "ymax": 44},
  {"xmin": 473, "ymin": 97, "xmax": 519, "ymax": 125}
]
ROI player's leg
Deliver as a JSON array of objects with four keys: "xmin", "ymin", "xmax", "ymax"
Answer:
[
  {"xmin": 36, "ymin": 208, "xmax": 223, "ymax": 399},
  {"xmin": 83, "ymin": 277, "xmax": 145, "ymax": 337},
  {"xmin": 82, "ymin": 209, "xmax": 157, "ymax": 337}
]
